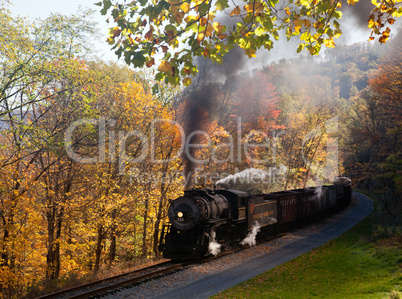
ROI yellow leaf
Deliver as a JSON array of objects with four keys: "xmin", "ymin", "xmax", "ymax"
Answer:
[
  {"xmin": 180, "ymin": 2, "xmax": 190, "ymax": 13},
  {"xmin": 347, "ymin": 0, "xmax": 358, "ymax": 5},
  {"xmin": 302, "ymin": 19, "xmax": 311, "ymax": 27},
  {"xmin": 205, "ymin": 23, "xmax": 213, "ymax": 37},
  {"xmin": 200, "ymin": 17, "xmax": 207, "ymax": 26},
  {"xmin": 313, "ymin": 22, "xmax": 324, "ymax": 29},
  {"xmin": 293, "ymin": 19, "xmax": 302, "ymax": 33},
  {"xmin": 285, "ymin": 8, "xmax": 291, "ymax": 15},
  {"xmin": 245, "ymin": 48, "xmax": 256, "ymax": 58},
  {"xmin": 183, "ymin": 77, "xmax": 192, "ymax": 86},
  {"xmin": 185, "ymin": 15, "xmax": 197, "ymax": 23},
  {"xmin": 207, "ymin": 13, "xmax": 216, "ymax": 21},
  {"xmin": 230, "ymin": 6, "xmax": 241, "ymax": 16},
  {"xmin": 368, "ymin": 18, "xmax": 376, "ymax": 28},
  {"xmin": 158, "ymin": 60, "xmax": 171, "ymax": 73},
  {"xmin": 387, "ymin": 18, "xmax": 395, "ymax": 24},
  {"xmin": 213, "ymin": 22, "xmax": 223, "ymax": 34},
  {"xmin": 197, "ymin": 32, "xmax": 204, "ymax": 41},
  {"xmin": 324, "ymin": 37, "xmax": 335, "ymax": 48},
  {"xmin": 244, "ymin": 2, "xmax": 264, "ymax": 13}
]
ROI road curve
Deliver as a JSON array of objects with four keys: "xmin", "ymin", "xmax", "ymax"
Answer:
[{"xmin": 157, "ymin": 192, "xmax": 373, "ymax": 299}]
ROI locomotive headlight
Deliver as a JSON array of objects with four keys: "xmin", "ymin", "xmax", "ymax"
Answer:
[{"xmin": 177, "ymin": 211, "xmax": 183, "ymax": 218}]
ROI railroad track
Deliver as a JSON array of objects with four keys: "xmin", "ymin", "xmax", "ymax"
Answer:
[
  {"xmin": 36, "ymin": 261, "xmax": 192, "ymax": 299},
  {"xmin": 36, "ymin": 232, "xmax": 287, "ymax": 299}
]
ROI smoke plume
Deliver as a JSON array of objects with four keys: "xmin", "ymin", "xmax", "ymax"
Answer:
[
  {"xmin": 182, "ymin": 47, "xmax": 248, "ymax": 189},
  {"xmin": 216, "ymin": 166, "xmax": 287, "ymax": 194},
  {"xmin": 182, "ymin": 85, "xmax": 218, "ymax": 189},
  {"xmin": 342, "ymin": 1, "xmax": 375, "ymax": 29},
  {"xmin": 315, "ymin": 185, "xmax": 323, "ymax": 199},
  {"xmin": 240, "ymin": 222, "xmax": 261, "ymax": 247},
  {"xmin": 208, "ymin": 230, "xmax": 222, "ymax": 256}
]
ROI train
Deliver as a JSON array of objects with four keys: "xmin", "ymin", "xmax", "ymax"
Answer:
[{"xmin": 158, "ymin": 177, "xmax": 352, "ymax": 259}]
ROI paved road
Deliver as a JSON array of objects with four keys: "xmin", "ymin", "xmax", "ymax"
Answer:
[{"xmin": 158, "ymin": 192, "xmax": 373, "ymax": 299}]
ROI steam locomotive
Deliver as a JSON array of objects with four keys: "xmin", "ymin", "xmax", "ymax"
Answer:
[{"xmin": 158, "ymin": 177, "xmax": 352, "ymax": 259}]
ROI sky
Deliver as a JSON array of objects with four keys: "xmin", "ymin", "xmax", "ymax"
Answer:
[
  {"xmin": 8, "ymin": 1, "xmax": 396, "ymax": 71},
  {"xmin": 10, "ymin": 0, "xmax": 120, "ymax": 63}
]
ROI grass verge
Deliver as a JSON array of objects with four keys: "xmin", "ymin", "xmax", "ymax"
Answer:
[{"xmin": 213, "ymin": 194, "xmax": 402, "ymax": 299}]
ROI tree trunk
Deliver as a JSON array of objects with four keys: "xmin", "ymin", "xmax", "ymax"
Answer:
[
  {"xmin": 46, "ymin": 207, "xmax": 55, "ymax": 281},
  {"xmin": 1, "ymin": 217, "xmax": 9, "ymax": 267},
  {"xmin": 109, "ymin": 209, "xmax": 117, "ymax": 266},
  {"xmin": 141, "ymin": 197, "xmax": 149, "ymax": 258},
  {"xmin": 153, "ymin": 183, "xmax": 167, "ymax": 257},
  {"xmin": 94, "ymin": 224, "xmax": 104, "ymax": 274},
  {"xmin": 54, "ymin": 206, "xmax": 64, "ymax": 279}
]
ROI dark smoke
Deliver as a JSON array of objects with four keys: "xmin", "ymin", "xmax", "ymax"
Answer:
[
  {"xmin": 183, "ymin": 85, "xmax": 218, "ymax": 189},
  {"xmin": 182, "ymin": 47, "xmax": 248, "ymax": 189},
  {"xmin": 342, "ymin": 1, "xmax": 375, "ymax": 28},
  {"xmin": 192, "ymin": 46, "xmax": 248, "ymax": 86}
]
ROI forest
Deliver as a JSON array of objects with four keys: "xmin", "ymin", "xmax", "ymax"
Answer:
[{"xmin": 0, "ymin": 3, "xmax": 401, "ymax": 298}]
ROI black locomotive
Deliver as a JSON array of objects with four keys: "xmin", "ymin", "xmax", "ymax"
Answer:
[{"xmin": 158, "ymin": 177, "xmax": 352, "ymax": 259}]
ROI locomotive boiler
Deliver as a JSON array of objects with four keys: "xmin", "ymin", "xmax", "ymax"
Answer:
[{"xmin": 159, "ymin": 178, "xmax": 352, "ymax": 259}]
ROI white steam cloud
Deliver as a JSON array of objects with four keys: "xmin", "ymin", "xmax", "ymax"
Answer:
[
  {"xmin": 208, "ymin": 230, "xmax": 221, "ymax": 256},
  {"xmin": 315, "ymin": 185, "xmax": 323, "ymax": 199},
  {"xmin": 240, "ymin": 222, "xmax": 261, "ymax": 247},
  {"xmin": 216, "ymin": 167, "xmax": 287, "ymax": 193}
]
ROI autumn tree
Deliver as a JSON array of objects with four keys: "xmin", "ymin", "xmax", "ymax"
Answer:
[
  {"xmin": 344, "ymin": 33, "xmax": 401, "ymax": 217},
  {"xmin": 0, "ymin": 4, "xmax": 103, "ymax": 294},
  {"xmin": 98, "ymin": 0, "xmax": 401, "ymax": 87},
  {"xmin": 232, "ymin": 70, "xmax": 281, "ymax": 132},
  {"xmin": 33, "ymin": 58, "xmax": 103, "ymax": 281}
]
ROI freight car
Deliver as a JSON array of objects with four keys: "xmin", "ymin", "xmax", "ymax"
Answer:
[{"xmin": 158, "ymin": 177, "xmax": 352, "ymax": 259}]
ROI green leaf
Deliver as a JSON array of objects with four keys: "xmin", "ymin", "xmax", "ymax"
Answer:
[
  {"xmin": 333, "ymin": 20, "xmax": 340, "ymax": 29},
  {"xmin": 124, "ymin": 51, "xmax": 132, "ymax": 65},
  {"xmin": 297, "ymin": 43, "xmax": 304, "ymax": 53},
  {"xmin": 332, "ymin": 10, "xmax": 342, "ymax": 19},
  {"xmin": 100, "ymin": 0, "xmax": 112, "ymax": 15},
  {"xmin": 316, "ymin": 2, "xmax": 330, "ymax": 13},
  {"xmin": 216, "ymin": 0, "xmax": 229, "ymax": 11},
  {"xmin": 198, "ymin": 3, "xmax": 209, "ymax": 15},
  {"xmin": 115, "ymin": 47, "xmax": 123, "ymax": 59},
  {"xmin": 263, "ymin": 16, "xmax": 273, "ymax": 30},
  {"xmin": 132, "ymin": 51, "xmax": 146, "ymax": 67},
  {"xmin": 165, "ymin": 24, "xmax": 177, "ymax": 34},
  {"xmin": 152, "ymin": 83, "xmax": 159, "ymax": 94}
]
